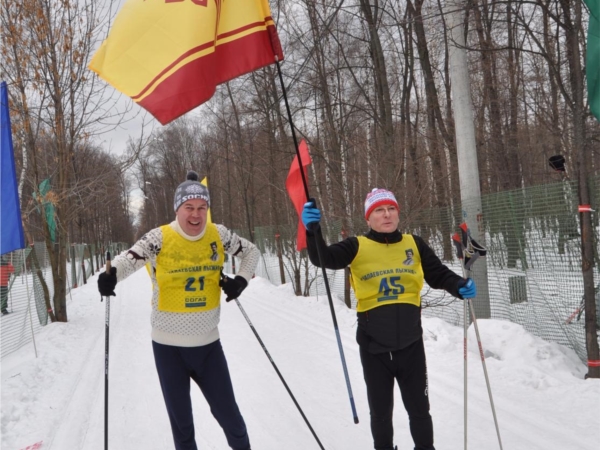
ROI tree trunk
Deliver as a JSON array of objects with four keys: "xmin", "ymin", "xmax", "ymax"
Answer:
[
  {"xmin": 358, "ymin": 0, "xmax": 395, "ymax": 187},
  {"xmin": 560, "ymin": 0, "xmax": 599, "ymax": 378}
]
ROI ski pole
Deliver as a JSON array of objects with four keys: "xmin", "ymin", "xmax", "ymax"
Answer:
[
  {"xmin": 455, "ymin": 224, "xmax": 503, "ymax": 450},
  {"xmin": 103, "ymin": 251, "xmax": 111, "ymax": 450},
  {"xmin": 452, "ymin": 229, "xmax": 470, "ymax": 450},
  {"xmin": 232, "ymin": 296, "xmax": 325, "ymax": 450},
  {"xmin": 463, "ymin": 274, "xmax": 468, "ymax": 450},
  {"xmin": 275, "ymin": 58, "xmax": 359, "ymax": 424},
  {"xmin": 466, "ymin": 294, "xmax": 503, "ymax": 450}
]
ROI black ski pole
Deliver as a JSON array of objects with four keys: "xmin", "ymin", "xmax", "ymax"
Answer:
[
  {"xmin": 275, "ymin": 57, "xmax": 359, "ymax": 424},
  {"xmin": 233, "ymin": 296, "xmax": 325, "ymax": 450},
  {"xmin": 103, "ymin": 251, "xmax": 111, "ymax": 450}
]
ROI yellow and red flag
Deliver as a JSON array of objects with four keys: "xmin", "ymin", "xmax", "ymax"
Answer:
[{"xmin": 90, "ymin": 0, "xmax": 284, "ymax": 125}]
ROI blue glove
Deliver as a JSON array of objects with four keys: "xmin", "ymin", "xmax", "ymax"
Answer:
[
  {"xmin": 301, "ymin": 200, "xmax": 321, "ymax": 229},
  {"xmin": 458, "ymin": 278, "xmax": 476, "ymax": 299}
]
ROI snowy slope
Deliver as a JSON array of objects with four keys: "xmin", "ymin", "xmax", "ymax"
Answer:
[{"xmin": 1, "ymin": 269, "xmax": 598, "ymax": 450}]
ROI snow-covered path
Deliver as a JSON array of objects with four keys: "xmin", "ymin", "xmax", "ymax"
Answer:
[{"xmin": 2, "ymin": 270, "xmax": 598, "ymax": 450}]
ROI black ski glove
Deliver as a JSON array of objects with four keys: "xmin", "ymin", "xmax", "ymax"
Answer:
[
  {"xmin": 219, "ymin": 275, "xmax": 248, "ymax": 302},
  {"xmin": 98, "ymin": 267, "xmax": 117, "ymax": 297}
]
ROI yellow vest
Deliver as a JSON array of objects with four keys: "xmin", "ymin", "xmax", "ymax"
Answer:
[
  {"xmin": 156, "ymin": 224, "xmax": 224, "ymax": 312},
  {"xmin": 350, "ymin": 235, "xmax": 424, "ymax": 312}
]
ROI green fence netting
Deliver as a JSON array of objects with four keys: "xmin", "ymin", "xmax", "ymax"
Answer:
[{"xmin": 229, "ymin": 175, "xmax": 599, "ymax": 365}]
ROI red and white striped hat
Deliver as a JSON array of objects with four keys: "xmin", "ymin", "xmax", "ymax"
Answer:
[{"xmin": 364, "ymin": 188, "xmax": 399, "ymax": 219}]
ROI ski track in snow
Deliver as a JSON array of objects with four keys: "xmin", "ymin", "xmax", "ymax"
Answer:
[
  {"xmin": 45, "ymin": 311, "xmax": 104, "ymax": 450},
  {"xmin": 2, "ymin": 271, "xmax": 598, "ymax": 450}
]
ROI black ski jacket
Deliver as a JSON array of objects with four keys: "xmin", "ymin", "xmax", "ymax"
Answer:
[{"xmin": 306, "ymin": 225, "xmax": 465, "ymax": 354}]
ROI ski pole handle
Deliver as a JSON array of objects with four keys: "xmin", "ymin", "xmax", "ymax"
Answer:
[{"xmin": 100, "ymin": 251, "xmax": 112, "ymax": 303}]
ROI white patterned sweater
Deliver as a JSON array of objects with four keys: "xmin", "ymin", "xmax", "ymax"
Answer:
[{"xmin": 110, "ymin": 219, "xmax": 260, "ymax": 347}]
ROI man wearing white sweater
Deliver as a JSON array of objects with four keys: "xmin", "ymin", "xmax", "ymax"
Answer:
[{"xmin": 98, "ymin": 171, "xmax": 259, "ymax": 450}]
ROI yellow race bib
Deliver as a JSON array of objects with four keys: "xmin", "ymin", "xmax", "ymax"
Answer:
[
  {"xmin": 350, "ymin": 235, "xmax": 424, "ymax": 312},
  {"xmin": 156, "ymin": 224, "xmax": 224, "ymax": 312}
]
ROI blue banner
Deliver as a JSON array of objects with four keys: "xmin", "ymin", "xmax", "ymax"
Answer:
[{"xmin": 1, "ymin": 81, "xmax": 25, "ymax": 255}]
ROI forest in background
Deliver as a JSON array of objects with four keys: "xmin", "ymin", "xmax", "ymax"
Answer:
[{"xmin": 134, "ymin": 0, "xmax": 599, "ymax": 238}]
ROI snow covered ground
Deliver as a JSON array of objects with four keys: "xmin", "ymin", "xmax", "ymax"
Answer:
[{"xmin": 1, "ymin": 269, "xmax": 598, "ymax": 450}]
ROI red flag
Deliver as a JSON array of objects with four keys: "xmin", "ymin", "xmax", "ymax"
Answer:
[{"xmin": 285, "ymin": 140, "xmax": 311, "ymax": 251}]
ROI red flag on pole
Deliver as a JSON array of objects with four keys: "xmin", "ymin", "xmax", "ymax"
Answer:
[{"xmin": 285, "ymin": 140, "xmax": 311, "ymax": 251}]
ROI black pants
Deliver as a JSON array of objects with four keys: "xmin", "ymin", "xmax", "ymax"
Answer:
[
  {"xmin": 152, "ymin": 340, "xmax": 250, "ymax": 450},
  {"xmin": 359, "ymin": 338, "xmax": 435, "ymax": 450}
]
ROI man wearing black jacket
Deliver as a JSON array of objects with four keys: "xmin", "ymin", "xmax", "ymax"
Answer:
[{"xmin": 302, "ymin": 188, "xmax": 476, "ymax": 450}]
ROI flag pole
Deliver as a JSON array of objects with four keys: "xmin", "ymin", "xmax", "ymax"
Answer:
[
  {"xmin": 275, "ymin": 60, "xmax": 309, "ymax": 199},
  {"xmin": 275, "ymin": 58, "xmax": 359, "ymax": 424}
]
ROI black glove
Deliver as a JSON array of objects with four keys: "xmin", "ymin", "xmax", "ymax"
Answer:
[
  {"xmin": 219, "ymin": 275, "xmax": 248, "ymax": 302},
  {"xmin": 98, "ymin": 267, "xmax": 117, "ymax": 297}
]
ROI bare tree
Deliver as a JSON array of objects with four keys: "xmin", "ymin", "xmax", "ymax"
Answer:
[{"xmin": 1, "ymin": 0, "xmax": 131, "ymax": 321}]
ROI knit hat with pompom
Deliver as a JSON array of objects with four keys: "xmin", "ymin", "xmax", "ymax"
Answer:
[
  {"xmin": 364, "ymin": 188, "xmax": 399, "ymax": 219},
  {"xmin": 173, "ymin": 171, "xmax": 210, "ymax": 212}
]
